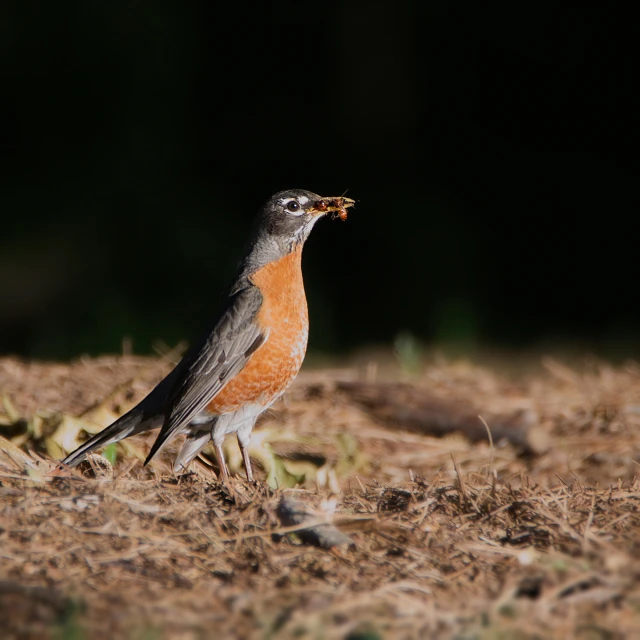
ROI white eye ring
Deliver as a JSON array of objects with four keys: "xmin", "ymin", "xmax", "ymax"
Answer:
[{"xmin": 282, "ymin": 198, "xmax": 304, "ymax": 215}]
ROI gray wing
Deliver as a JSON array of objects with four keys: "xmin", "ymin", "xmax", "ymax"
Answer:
[{"xmin": 144, "ymin": 285, "xmax": 268, "ymax": 464}]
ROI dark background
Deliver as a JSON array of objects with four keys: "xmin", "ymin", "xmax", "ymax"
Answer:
[{"xmin": 1, "ymin": 2, "xmax": 638, "ymax": 360}]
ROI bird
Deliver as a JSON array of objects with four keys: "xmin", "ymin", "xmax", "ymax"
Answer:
[{"xmin": 61, "ymin": 189, "xmax": 355, "ymax": 481}]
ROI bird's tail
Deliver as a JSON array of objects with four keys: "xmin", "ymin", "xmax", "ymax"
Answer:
[
  {"xmin": 61, "ymin": 406, "xmax": 163, "ymax": 467},
  {"xmin": 61, "ymin": 361, "xmax": 183, "ymax": 468}
]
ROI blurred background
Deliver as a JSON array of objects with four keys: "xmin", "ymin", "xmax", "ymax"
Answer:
[{"xmin": 1, "ymin": 2, "xmax": 637, "ymax": 361}]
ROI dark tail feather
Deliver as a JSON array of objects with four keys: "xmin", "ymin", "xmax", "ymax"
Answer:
[
  {"xmin": 62, "ymin": 407, "xmax": 162, "ymax": 467},
  {"xmin": 62, "ymin": 363, "xmax": 184, "ymax": 468},
  {"xmin": 143, "ymin": 422, "xmax": 179, "ymax": 467}
]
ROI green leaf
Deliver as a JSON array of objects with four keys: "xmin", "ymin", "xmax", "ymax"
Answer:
[{"xmin": 103, "ymin": 443, "xmax": 118, "ymax": 465}]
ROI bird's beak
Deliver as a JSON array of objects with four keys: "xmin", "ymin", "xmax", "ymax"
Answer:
[{"xmin": 309, "ymin": 197, "xmax": 356, "ymax": 216}]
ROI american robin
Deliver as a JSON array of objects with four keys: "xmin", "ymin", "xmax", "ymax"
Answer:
[{"xmin": 62, "ymin": 189, "xmax": 355, "ymax": 481}]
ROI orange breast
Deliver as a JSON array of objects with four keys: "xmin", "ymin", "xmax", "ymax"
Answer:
[{"xmin": 206, "ymin": 246, "xmax": 309, "ymax": 414}]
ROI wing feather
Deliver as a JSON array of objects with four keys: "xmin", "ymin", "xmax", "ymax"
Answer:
[{"xmin": 144, "ymin": 285, "xmax": 267, "ymax": 464}]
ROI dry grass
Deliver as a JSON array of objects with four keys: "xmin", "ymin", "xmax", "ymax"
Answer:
[{"xmin": 1, "ymin": 354, "xmax": 640, "ymax": 639}]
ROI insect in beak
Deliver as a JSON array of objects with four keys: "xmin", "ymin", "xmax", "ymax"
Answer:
[{"xmin": 319, "ymin": 196, "xmax": 356, "ymax": 222}]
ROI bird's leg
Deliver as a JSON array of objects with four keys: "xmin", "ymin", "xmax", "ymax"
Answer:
[
  {"xmin": 237, "ymin": 420, "xmax": 256, "ymax": 482},
  {"xmin": 214, "ymin": 443, "xmax": 230, "ymax": 480},
  {"xmin": 240, "ymin": 443, "xmax": 254, "ymax": 482}
]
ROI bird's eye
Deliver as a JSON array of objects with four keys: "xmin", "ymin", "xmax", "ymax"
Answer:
[{"xmin": 286, "ymin": 201, "xmax": 301, "ymax": 213}]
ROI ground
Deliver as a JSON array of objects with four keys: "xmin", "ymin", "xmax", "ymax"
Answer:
[{"xmin": 1, "ymin": 352, "xmax": 640, "ymax": 639}]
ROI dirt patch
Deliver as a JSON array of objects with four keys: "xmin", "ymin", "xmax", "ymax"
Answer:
[{"xmin": 1, "ymin": 355, "xmax": 640, "ymax": 638}]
